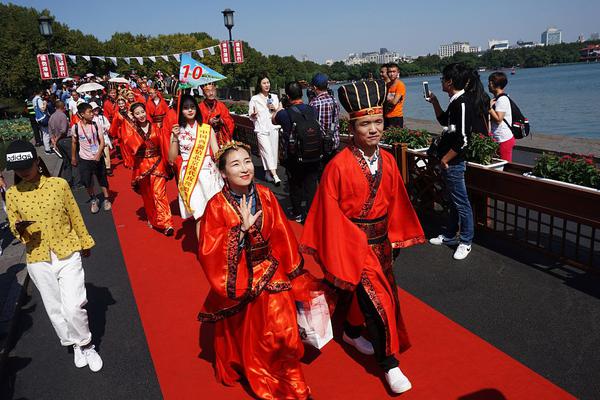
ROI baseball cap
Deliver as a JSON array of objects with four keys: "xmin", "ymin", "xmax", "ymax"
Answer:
[
  {"xmin": 5, "ymin": 140, "xmax": 37, "ymax": 170},
  {"xmin": 311, "ymin": 73, "xmax": 329, "ymax": 89}
]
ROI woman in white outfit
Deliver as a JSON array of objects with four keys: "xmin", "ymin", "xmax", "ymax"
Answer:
[
  {"xmin": 248, "ymin": 74, "xmax": 281, "ymax": 185},
  {"xmin": 169, "ymin": 94, "xmax": 223, "ymax": 237}
]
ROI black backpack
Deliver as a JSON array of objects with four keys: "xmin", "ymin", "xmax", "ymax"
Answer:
[
  {"xmin": 288, "ymin": 105, "xmax": 323, "ymax": 163},
  {"xmin": 496, "ymin": 93, "xmax": 531, "ymax": 139}
]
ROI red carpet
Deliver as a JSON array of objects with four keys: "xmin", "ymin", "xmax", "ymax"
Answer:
[{"xmin": 109, "ymin": 164, "xmax": 575, "ymax": 400}]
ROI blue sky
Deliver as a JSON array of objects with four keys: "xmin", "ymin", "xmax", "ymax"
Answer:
[{"xmin": 6, "ymin": 0, "xmax": 599, "ymax": 62}]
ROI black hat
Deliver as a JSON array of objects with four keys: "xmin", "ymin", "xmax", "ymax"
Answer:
[
  {"xmin": 5, "ymin": 140, "xmax": 37, "ymax": 171},
  {"xmin": 338, "ymin": 79, "xmax": 387, "ymax": 120}
]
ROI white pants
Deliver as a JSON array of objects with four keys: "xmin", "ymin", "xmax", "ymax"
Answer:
[
  {"xmin": 27, "ymin": 251, "xmax": 92, "ymax": 347},
  {"xmin": 257, "ymin": 129, "xmax": 279, "ymax": 171},
  {"xmin": 39, "ymin": 124, "xmax": 51, "ymax": 152}
]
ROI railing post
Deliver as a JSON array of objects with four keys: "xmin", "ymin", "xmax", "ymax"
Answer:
[{"xmin": 393, "ymin": 143, "xmax": 408, "ymax": 184}]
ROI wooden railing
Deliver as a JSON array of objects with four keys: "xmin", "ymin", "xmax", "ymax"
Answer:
[{"xmin": 231, "ymin": 114, "xmax": 600, "ymax": 271}]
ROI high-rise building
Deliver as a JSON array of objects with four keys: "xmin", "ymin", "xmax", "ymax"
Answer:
[
  {"xmin": 438, "ymin": 42, "xmax": 478, "ymax": 58},
  {"xmin": 577, "ymin": 34, "xmax": 585, "ymax": 43},
  {"xmin": 488, "ymin": 39, "xmax": 509, "ymax": 51},
  {"xmin": 541, "ymin": 27, "xmax": 562, "ymax": 46},
  {"xmin": 590, "ymin": 32, "xmax": 600, "ymax": 41}
]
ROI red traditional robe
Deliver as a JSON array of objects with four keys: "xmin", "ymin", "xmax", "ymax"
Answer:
[
  {"xmin": 300, "ymin": 145, "xmax": 425, "ymax": 356},
  {"xmin": 103, "ymin": 98, "xmax": 116, "ymax": 123},
  {"xmin": 198, "ymin": 184, "xmax": 310, "ymax": 400},
  {"xmin": 109, "ymin": 109, "xmax": 135, "ymax": 168},
  {"xmin": 120, "ymin": 120, "xmax": 173, "ymax": 230},
  {"xmin": 199, "ymin": 100, "xmax": 235, "ymax": 145},
  {"xmin": 145, "ymin": 95, "xmax": 169, "ymax": 127}
]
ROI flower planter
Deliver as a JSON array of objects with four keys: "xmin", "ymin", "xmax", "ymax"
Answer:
[
  {"xmin": 522, "ymin": 172, "xmax": 600, "ymax": 193},
  {"xmin": 467, "ymin": 158, "xmax": 508, "ymax": 171}
]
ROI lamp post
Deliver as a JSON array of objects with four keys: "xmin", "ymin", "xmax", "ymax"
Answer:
[
  {"xmin": 222, "ymin": 8, "xmax": 236, "ymax": 94},
  {"xmin": 38, "ymin": 15, "xmax": 53, "ymax": 55}
]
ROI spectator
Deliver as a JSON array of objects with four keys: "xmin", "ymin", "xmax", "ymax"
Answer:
[
  {"xmin": 384, "ymin": 63, "xmax": 406, "ymax": 129},
  {"xmin": 50, "ymin": 101, "xmax": 80, "ymax": 188},
  {"xmin": 26, "ymin": 94, "xmax": 43, "ymax": 147},
  {"xmin": 380, "ymin": 64, "xmax": 390, "ymax": 84},
  {"xmin": 90, "ymin": 102, "xmax": 112, "ymax": 176},
  {"xmin": 309, "ymin": 73, "xmax": 340, "ymax": 166},
  {"xmin": 68, "ymin": 90, "xmax": 84, "ymax": 119},
  {"xmin": 425, "ymin": 63, "xmax": 475, "ymax": 260},
  {"xmin": 274, "ymin": 81, "xmax": 321, "ymax": 223},
  {"xmin": 33, "ymin": 89, "xmax": 51, "ymax": 154},
  {"xmin": 5, "ymin": 140, "xmax": 103, "ymax": 372},
  {"xmin": 71, "ymin": 103, "xmax": 111, "ymax": 214},
  {"xmin": 248, "ymin": 74, "xmax": 281, "ymax": 186},
  {"xmin": 89, "ymin": 91, "xmax": 102, "ymax": 108},
  {"xmin": 488, "ymin": 72, "xmax": 515, "ymax": 162}
]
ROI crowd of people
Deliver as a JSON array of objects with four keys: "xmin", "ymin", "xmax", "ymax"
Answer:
[{"xmin": 5, "ymin": 61, "xmax": 522, "ymax": 398}]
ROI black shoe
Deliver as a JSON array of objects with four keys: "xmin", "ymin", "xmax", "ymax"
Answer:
[
  {"xmin": 44, "ymin": 150, "xmax": 53, "ymax": 155},
  {"xmin": 106, "ymin": 169, "xmax": 113, "ymax": 176}
]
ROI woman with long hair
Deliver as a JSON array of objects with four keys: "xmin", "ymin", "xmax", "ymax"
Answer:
[
  {"xmin": 168, "ymin": 94, "xmax": 223, "ymax": 236},
  {"xmin": 197, "ymin": 141, "xmax": 311, "ymax": 399},
  {"xmin": 121, "ymin": 102, "xmax": 174, "ymax": 236},
  {"xmin": 109, "ymin": 96, "xmax": 135, "ymax": 168},
  {"xmin": 465, "ymin": 68, "xmax": 491, "ymax": 135},
  {"xmin": 248, "ymin": 74, "xmax": 281, "ymax": 185}
]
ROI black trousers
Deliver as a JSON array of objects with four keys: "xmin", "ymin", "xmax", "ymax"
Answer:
[
  {"xmin": 57, "ymin": 137, "xmax": 80, "ymax": 185},
  {"xmin": 30, "ymin": 118, "xmax": 42, "ymax": 145},
  {"xmin": 285, "ymin": 159, "xmax": 320, "ymax": 218},
  {"xmin": 384, "ymin": 116, "xmax": 404, "ymax": 130},
  {"xmin": 344, "ymin": 284, "xmax": 399, "ymax": 372}
]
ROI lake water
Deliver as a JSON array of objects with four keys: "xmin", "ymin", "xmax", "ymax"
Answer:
[{"xmin": 332, "ymin": 63, "xmax": 600, "ymax": 139}]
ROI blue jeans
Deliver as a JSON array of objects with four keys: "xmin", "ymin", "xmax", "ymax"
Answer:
[{"xmin": 442, "ymin": 161, "xmax": 474, "ymax": 244}]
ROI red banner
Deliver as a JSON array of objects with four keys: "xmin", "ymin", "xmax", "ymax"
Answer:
[
  {"xmin": 37, "ymin": 54, "xmax": 53, "ymax": 80},
  {"xmin": 54, "ymin": 53, "xmax": 69, "ymax": 78},
  {"xmin": 220, "ymin": 41, "xmax": 231, "ymax": 64},
  {"xmin": 233, "ymin": 41, "xmax": 244, "ymax": 64}
]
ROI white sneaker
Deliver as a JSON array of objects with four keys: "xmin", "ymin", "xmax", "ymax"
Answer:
[
  {"xmin": 273, "ymin": 175, "xmax": 281, "ymax": 186},
  {"xmin": 429, "ymin": 234, "xmax": 459, "ymax": 246},
  {"xmin": 103, "ymin": 200, "xmax": 112, "ymax": 211},
  {"xmin": 73, "ymin": 345, "xmax": 87, "ymax": 368},
  {"xmin": 342, "ymin": 332, "xmax": 375, "ymax": 355},
  {"xmin": 90, "ymin": 198, "xmax": 100, "ymax": 214},
  {"xmin": 453, "ymin": 243, "xmax": 472, "ymax": 260},
  {"xmin": 82, "ymin": 345, "xmax": 103, "ymax": 372},
  {"xmin": 385, "ymin": 367, "xmax": 412, "ymax": 394}
]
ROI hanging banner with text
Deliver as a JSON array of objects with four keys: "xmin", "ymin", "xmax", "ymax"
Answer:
[
  {"xmin": 178, "ymin": 53, "xmax": 227, "ymax": 89},
  {"xmin": 233, "ymin": 41, "xmax": 244, "ymax": 64},
  {"xmin": 37, "ymin": 54, "xmax": 53, "ymax": 80},
  {"xmin": 54, "ymin": 53, "xmax": 69, "ymax": 78},
  {"xmin": 220, "ymin": 41, "xmax": 231, "ymax": 64}
]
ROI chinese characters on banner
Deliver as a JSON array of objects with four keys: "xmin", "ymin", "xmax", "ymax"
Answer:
[
  {"xmin": 37, "ymin": 54, "xmax": 53, "ymax": 80},
  {"xmin": 233, "ymin": 41, "xmax": 244, "ymax": 63},
  {"xmin": 220, "ymin": 41, "xmax": 231, "ymax": 64},
  {"xmin": 54, "ymin": 54, "xmax": 69, "ymax": 78}
]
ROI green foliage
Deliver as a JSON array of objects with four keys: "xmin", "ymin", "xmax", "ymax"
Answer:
[
  {"xmin": 381, "ymin": 127, "xmax": 431, "ymax": 149},
  {"xmin": 339, "ymin": 118, "xmax": 350, "ymax": 136},
  {"xmin": 224, "ymin": 101, "xmax": 249, "ymax": 115},
  {"xmin": 532, "ymin": 153, "xmax": 599, "ymax": 190},
  {"xmin": 466, "ymin": 133, "xmax": 499, "ymax": 165},
  {"xmin": 0, "ymin": 118, "xmax": 34, "ymax": 141}
]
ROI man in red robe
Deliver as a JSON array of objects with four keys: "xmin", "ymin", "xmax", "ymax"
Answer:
[
  {"xmin": 199, "ymin": 83, "xmax": 235, "ymax": 146},
  {"xmin": 300, "ymin": 79, "xmax": 425, "ymax": 394},
  {"xmin": 103, "ymin": 87, "xmax": 118, "ymax": 123},
  {"xmin": 145, "ymin": 88, "xmax": 169, "ymax": 128}
]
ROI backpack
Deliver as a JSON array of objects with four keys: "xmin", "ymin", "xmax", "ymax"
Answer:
[
  {"xmin": 288, "ymin": 105, "xmax": 323, "ymax": 163},
  {"xmin": 496, "ymin": 93, "xmax": 531, "ymax": 139}
]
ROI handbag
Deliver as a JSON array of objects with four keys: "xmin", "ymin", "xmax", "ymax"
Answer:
[{"xmin": 296, "ymin": 291, "xmax": 333, "ymax": 350}]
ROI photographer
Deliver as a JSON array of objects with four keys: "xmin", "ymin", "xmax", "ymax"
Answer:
[
  {"xmin": 425, "ymin": 63, "xmax": 475, "ymax": 261},
  {"xmin": 273, "ymin": 81, "xmax": 322, "ymax": 223}
]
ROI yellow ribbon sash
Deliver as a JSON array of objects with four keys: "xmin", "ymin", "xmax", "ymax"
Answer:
[{"xmin": 179, "ymin": 123, "xmax": 211, "ymax": 213}]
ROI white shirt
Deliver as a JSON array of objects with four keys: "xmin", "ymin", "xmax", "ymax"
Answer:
[
  {"xmin": 248, "ymin": 93, "xmax": 280, "ymax": 133},
  {"xmin": 491, "ymin": 95, "xmax": 513, "ymax": 143},
  {"xmin": 68, "ymin": 98, "xmax": 84, "ymax": 116},
  {"xmin": 358, "ymin": 147, "xmax": 380, "ymax": 175}
]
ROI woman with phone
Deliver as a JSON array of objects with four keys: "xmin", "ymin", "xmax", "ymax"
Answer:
[
  {"xmin": 5, "ymin": 140, "xmax": 103, "ymax": 372},
  {"xmin": 248, "ymin": 74, "xmax": 282, "ymax": 186},
  {"xmin": 168, "ymin": 94, "xmax": 223, "ymax": 236}
]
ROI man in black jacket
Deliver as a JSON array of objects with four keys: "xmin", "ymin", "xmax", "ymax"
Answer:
[{"xmin": 425, "ymin": 63, "xmax": 474, "ymax": 260}]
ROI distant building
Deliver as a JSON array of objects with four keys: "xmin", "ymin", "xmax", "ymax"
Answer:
[
  {"xmin": 342, "ymin": 48, "xmax": 408, "ymax": 65},
  {"xmin": 590, "ymin": 32, "xmax": 600, "ymax": 41},
  {"xmin": 541, "ymin": 27, "xmax": 562, "ymax": 46},
  {"xmin": 488, "ymin": 39, "xmax": 509, "ymax": 51},
  {"xmin": 580, "ymin": 44, "xmax": 600, "ymax": 61},
  {"xmin": 516, "ymin": 40, "xmax": 542, "ymax": 48},
  {"xmin": 577, "ymin": 34, "xmax": 585, "ymax": 43},
  {"xmin": 438, "ymin": 42, "xmax": 479, "ymax": 58},
  {"xmin": 324, "ymin": 59, "xmax": 334, "ymax": 66}
]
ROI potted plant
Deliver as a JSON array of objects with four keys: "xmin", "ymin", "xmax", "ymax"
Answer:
[
  {"xmin": 0, "ymin": 118, "xmax": 34, "ymax": 171},
  {"xmin": 466, "ymin": 133, "xmax": 507, "ymax": 170},
  {"xmin": 381, "ymin": 127, "xmax": 431, "ymax": 151},
  {"xmin": 526, "ymin": 153, "xmax": 600, "ymax": 192}
]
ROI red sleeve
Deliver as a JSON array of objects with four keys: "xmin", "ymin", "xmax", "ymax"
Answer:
[{"xmin": 218, "ymin": 102, "xmax": 235, "ymax": 142}]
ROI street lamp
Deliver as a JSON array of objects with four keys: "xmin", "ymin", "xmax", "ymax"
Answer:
[
  {"xmin": 38, "ymin": 15, "xmax": 53, "ymax": 54},
  {"xmin": 221, "ymin": 8, "xmax": 236, "ymax": 94}
]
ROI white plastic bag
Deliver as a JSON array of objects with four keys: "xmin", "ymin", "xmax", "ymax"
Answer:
[{"xmin": 296, "ymin": 292, "xmax": 333, "ymax": 349}]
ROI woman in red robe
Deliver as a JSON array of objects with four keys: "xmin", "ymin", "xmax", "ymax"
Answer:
[
  {"xmin": 197, "ymin": 142, "xmax": 311, "ymax": 400},
  {"xmin": 109, "ymin": 96, "xmax": 135, "ymax": 168},
  {"xmin": 121, "ymin": 102, "xmax": 174, "ymax": 236}
]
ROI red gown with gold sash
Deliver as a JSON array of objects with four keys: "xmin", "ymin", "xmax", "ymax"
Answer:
[
  {"xmin": 198, "ymin": 184, "xmax": 310, "ymax": 400},
  {"xmin": 300, "ymin": 146, "xmax": 425, "ymax": 357},
  {"xmin": 120, "ymin": 120, "xmax": 173, "ymax": 230}
]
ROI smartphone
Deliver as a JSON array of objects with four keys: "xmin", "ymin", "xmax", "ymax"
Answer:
[{"xmin": 422, "ymin": 81, "xmax": 430, "ymax": 100}]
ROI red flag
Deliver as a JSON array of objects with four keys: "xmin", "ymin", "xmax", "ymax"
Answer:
[
  {"xmin": 220, "ymin": 41, "xmax": 231, "ymax": 64},
  {"xmin": 37, "ymin": 54, "xmax": 53, "ymax": 80},
  {"xmin": 233, "ymin": 41, "xmax": 244, "ymax": 64},
  {"xmin": 54, "ymin": 53, "xmax": 69, "ymax": 78}
]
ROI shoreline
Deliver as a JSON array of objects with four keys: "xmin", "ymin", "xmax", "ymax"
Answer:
[{"xmin": 404, "ymin": 117, "xmax": 600, "ymax": 157}]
